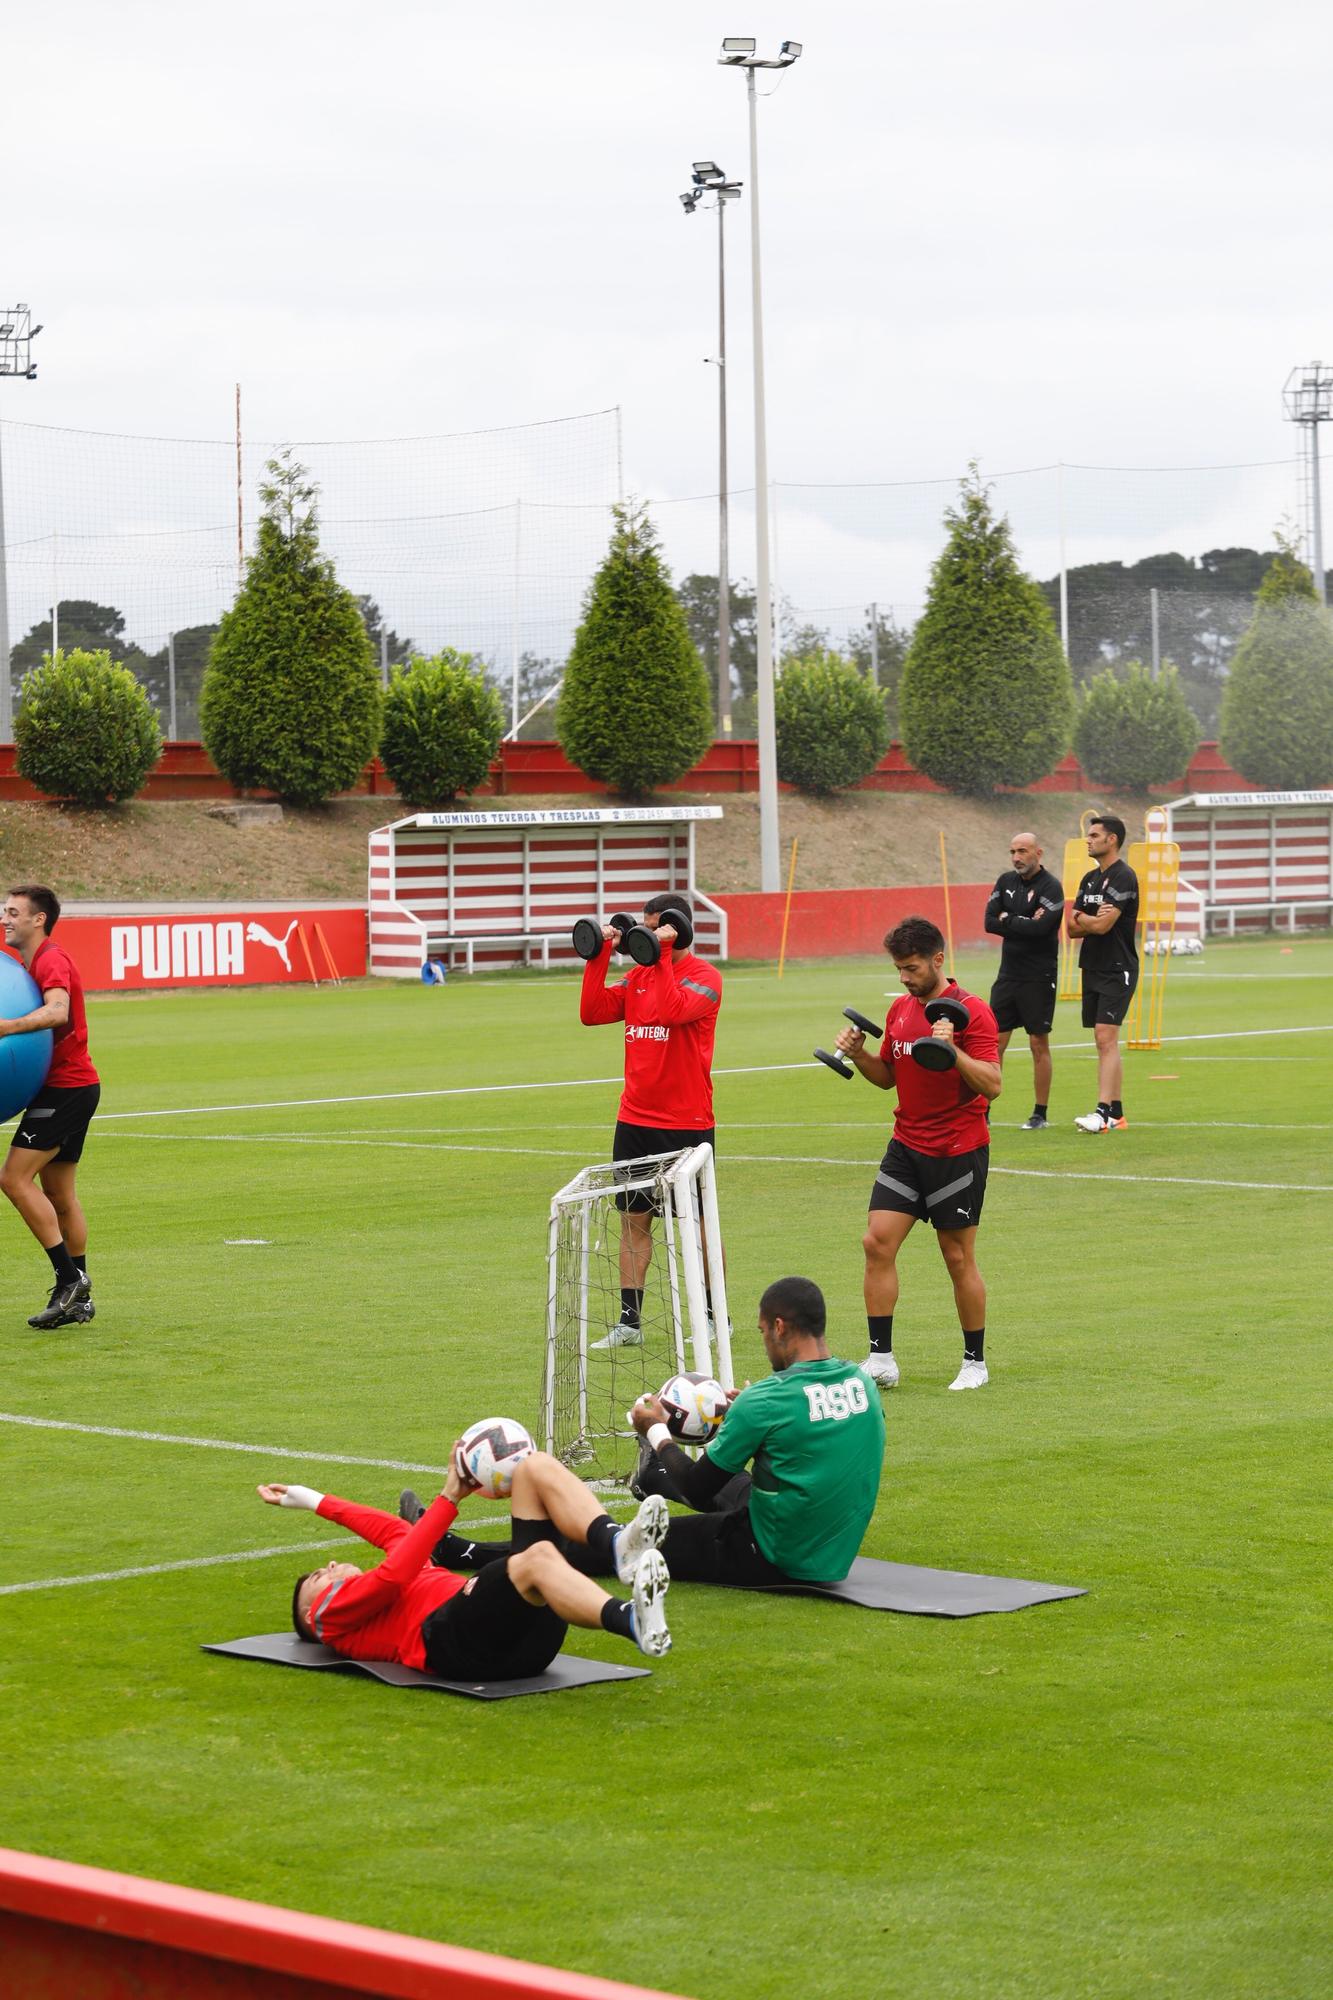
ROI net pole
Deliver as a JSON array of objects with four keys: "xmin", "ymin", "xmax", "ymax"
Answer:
[
  {"xmin": 939, "ymin": 829, "xmax": 956, "ymax": 975},
  {"xmin": 670, "ymin": 1149, "xmax": 711, "ymax": 1375},
  {"xmin": 234, "ymin": 384, "xmax": 243, "ymax": 587},
  {"xmin": 577, "ymin": 1200, "xmax": 590, "ymax": 1441},
  {"xmin": 696, "ymin": 1145, "xmax": 732, "ymax": 1389},
  {"xmin": 543, "ymin": 1201, "xmax": 561, "ymax": 1452},
  {"xmin": 777, "ymin": 837, "xmax": 799, "ymax": 978}
]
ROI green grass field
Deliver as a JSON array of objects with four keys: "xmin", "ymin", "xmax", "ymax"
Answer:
[{"xmin": 1, "ymin": 939, "xmax": 1329, "ymax": 1999}]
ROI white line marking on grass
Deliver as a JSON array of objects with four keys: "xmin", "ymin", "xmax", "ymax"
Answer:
[
  {"xmin": 86, "ymin": 1027, "xmax": 1333, "ymax": 1126},
  {"xmin": 0, "ymin": 1413, "xmax": 455, "ymax": 1473},
  {"xmin": 92, "ymin": 1132, "xmax": 1333, "ymax": 1191}
]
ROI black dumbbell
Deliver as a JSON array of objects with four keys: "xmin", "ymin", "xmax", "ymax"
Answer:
[
  {"xmin": 909, "ymin": 995, "xmax": 971, "ymax": 1071},
  {"xmin": 622, "ymin": 905, "xmax": 694, "ymax": 966},
  {"xmin": 572, "ymin": 913, "xmax": 636, "ymax": 961},
  {"xmin": 815, "ymin": 1007, "xmax": 884, "ymax": 1079}
]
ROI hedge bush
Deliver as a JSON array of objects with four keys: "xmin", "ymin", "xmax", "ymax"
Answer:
[
  {"xmin": 201, "ymin": 453, "xmax": 381, "ymax": 806},
  {"xmin": 1219, "ymin": 543, "xmax": 1333, "ymax": 790},
  {"xmin": 775, "ymin": 648, "xmax": 889, "ymax": 796},
  {"xmin": 558, "ymin": 503, "xmax": 712, "ymax": 797},
  {"xmin": 899, "ymin": 471, "xmax": 1073, "ymax": 795},
  {"xmin": 15, "ymin": 648, "xmax": 162, "ymax": 805},
  {"xmin": 1073, "ymin": 661, "xmax": 1199, "ymax": 790},
  {"xmin": 379, "ymin": 649, "xmax": 504, "ymax": 806}
]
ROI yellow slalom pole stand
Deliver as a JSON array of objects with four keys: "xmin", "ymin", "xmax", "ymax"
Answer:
[
  {"xmin": 777, "ymin": 838, "xmax": 799, "ymax": 979},
  {"xmin": 1125, "ymin": 827, "xmax": 1180, "ymax": 1050}
]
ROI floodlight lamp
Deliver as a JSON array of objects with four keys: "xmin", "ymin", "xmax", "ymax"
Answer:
[
  {"xmin": 25, "ymin": 365, "xmax": 37, "ymax": 379},
  {"xmin": 693, "ymin": 160, "xmax": 721, "ymax": 178},
  {"xmin": 721, "ymin": 36, "xmax": 756, "ymax": 53},
  {"xmin": 31, "ymin": 324, "xmax": 43, "ymax": 337},
  {"xmin": 781, "ymin": 39, "xmax": 803, "ymax": 58},
  {"xmin": 680, "ymin": 192, "xmax": 697, "ymax": 212},
  {"xmin": 0, "ymin": 325, "xmax": 12, "ymax": 338}
]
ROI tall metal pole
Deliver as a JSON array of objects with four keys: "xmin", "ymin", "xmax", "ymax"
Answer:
[
  {"xmin": 511, "ymin": 497, "xmax": 522, "ymax": 736},
  {"xmin": 1149, "ymin": 586, "xmax": 1160, "ymax": 679},
  {"xmin": 167, "ymin": 631, "xmax": 177, "ymax": 740},
  {"xmin": 0, "ymin": 424, "xmax": 10, "ymax": 740},
  {"xmin": 746, "ymin": 66, "xmax": 780, "ymax": 894},
  {"xmin": 234, "ymin": 383, "xmax": 244, "ymax": 587},
  {"xmin": 869, "ymin": 601, "xmax": 879, "ymax": 686},
  {"xmin": 1311, "ymin": 431, "xmax": 1326, "ymax": 605},
  {"xmin": 1057, "ymin": 460, "xmax": 1069, "ymax": 659},
  {"xmin": 716, "ymin": 193, "xmax": 732, "ymax": 738}
]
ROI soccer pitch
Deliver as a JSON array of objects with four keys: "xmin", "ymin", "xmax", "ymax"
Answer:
[{"xmin": 1, "ymin": 939, "xmax": 1329, "ymax": 2000}]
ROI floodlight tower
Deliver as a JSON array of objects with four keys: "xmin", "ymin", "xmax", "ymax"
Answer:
[
  {"xmin": 0, "ymin": 306, "xmax": 43, "ymax": 741},
  {"xmin": 680, "ymin": 161, "xmax": 743, "ymax": 736},
  {"xmin": 1283, "ymin": 361, "xmax": 1332, "ymax": 605},
  {"xmin": 718, "ymin": 36, "xmax": 802, "ymax": 894}
]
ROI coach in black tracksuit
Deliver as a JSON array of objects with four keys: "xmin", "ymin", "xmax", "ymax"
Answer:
[{"xmin": 984, "ymin": 831, "xmax": 1065, "ymax": 1131}]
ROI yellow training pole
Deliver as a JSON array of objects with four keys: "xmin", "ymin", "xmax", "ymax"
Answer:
[
  {"xmin": 777, "ymin": 837, "xmax": 799, "ymax": 979},
  {"xmin": 939, "ymin": 830, "xmax": 957, "ymax": 976}
]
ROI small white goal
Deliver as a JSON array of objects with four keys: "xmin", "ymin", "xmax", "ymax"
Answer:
[{"xmin": 542, "ymin": 1144, "xmax": 732, "ymax": 1482}]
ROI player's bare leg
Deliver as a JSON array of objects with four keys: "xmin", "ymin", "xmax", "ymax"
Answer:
[
  {"xmin": 1094, "ymin": 1021, "xmax": 1122, "ymax": 1108},
  {"xmin": 38, "ymin": 1158, "xmax": 87, "ymax": 1258},
  {"xmin": 507, "ymin": 1540, "xmax": 671, "ymax": 1657},
  {"xmin": 937, "ymin": 1226, "xmax": 988, "ymax": 1390},
  {"xmin": 0, "ymin": 1142, "xmax": 64, "ymax": 1252},
  {"xmin": 618, "ymin": 1208, "xmax": 654, "ymax": 1292},
  {"xmin": 1029, "ymin": 1033, "xmax": 1052, "ymax": 1108},
  {"xmin": 861, "ymin": 1208, "xmax": 915, "ymax": 1388},
  {"xmin": 509, "ymin": 1450, "xmax": 604, "ymax": 1540}
]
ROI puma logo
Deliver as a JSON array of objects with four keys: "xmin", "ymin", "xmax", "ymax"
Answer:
[{"xmin": 244, "ymin": 919, "xmax": 300, "ymax": 973}]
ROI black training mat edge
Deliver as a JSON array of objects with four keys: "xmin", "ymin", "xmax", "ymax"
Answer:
[
  {"xmin": 203, "ymin": 1633, "xmax": 650, "ymax": 1697},
  {"xmin": 717, "ymin": 1555, "xmax": 1086, "ymax": 1618}
]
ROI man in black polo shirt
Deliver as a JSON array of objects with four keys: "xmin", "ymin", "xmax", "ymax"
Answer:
[
  {"xmin": 1068, "ymin": 813, "xmax": 1139, "ymax": 1132},
  {"xmin": 984, "ymin": 831, "xmax": 1064, "ymax": 1130}
]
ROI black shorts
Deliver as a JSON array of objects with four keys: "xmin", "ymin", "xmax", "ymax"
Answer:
[
  {"xmin": 13, "ymin": 1083, "xmax": 101, "ymax": 1163},
  {"xmin": 612, "ymin": 1120, "xmax": 715, "ymax": 1214},
  {"xmin": 420, "ymin": 1521, "xmax": 567, "ymax": 1682},
  {"xmin": 989, "ymin": 971, "xmax": 1057, "ymax": 1037},
  {"xmin": 658, "ymin": 1502, "xmax": 799, "ymax": 1587},
  {"xmin": 1081, "ymin": 968, "xmax": 1139, "ymax": 1028},
  {"xmin": 869, "ymin": 1136, "xmax": 989, "ymax": 1232}
]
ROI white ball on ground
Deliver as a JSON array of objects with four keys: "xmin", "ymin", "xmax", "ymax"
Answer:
[
  {"xmin": 658, "ymin": 1372, "xmax": 729, "ymax": 1444},
  {"xmin": 455, "ymin": 1417, "xmax": 536, "ymax": 1497}
]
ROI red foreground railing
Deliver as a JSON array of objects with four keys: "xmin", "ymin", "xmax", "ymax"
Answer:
[{"xmin": 0, "ymin": 1845, "xmax": 690, "ymax": 2000}]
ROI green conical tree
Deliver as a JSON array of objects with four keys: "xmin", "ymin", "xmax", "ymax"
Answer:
[
  {"xmin": 1219, "ymin": 534, "xmax": 1333, "ymax": 790},
  {"xmin": 899, "ymin": 469, "xmax": 1074, "ymax": 796},
  {"xmin": 557, "ymin": 502, "xmax": 712, "ymax": 797},
  {"xmin": 1073, "ymin": 661, "xmax": 1199, "ymax": 791},
  {"xmin": 201, "ymin": 451, "xmax": 381, "ymax": 806}
]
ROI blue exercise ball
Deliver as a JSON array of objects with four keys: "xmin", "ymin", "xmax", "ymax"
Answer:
[{"xmin": 0, "ymin": 955, "xmax": 53, "ymax": 1123}]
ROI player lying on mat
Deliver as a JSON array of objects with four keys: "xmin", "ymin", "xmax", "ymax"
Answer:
[
  {"xmin": 258, "ymin": 1448, "xmax": 673, "ymax": 1680},
  {"xmin": 408, "ymin": 1277, "xmax": 885, "ymax": 1591}
]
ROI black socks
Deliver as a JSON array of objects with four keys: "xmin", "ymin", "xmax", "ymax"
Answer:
[
  {"xmin": 619, "ymin": 1288, "xmax": 643, "ymax": 1328},
  {"xmin": 867, "ymin": 1314, "xmax": 894, "ymax": 1354},
  {"xmin": 963, "ymin": 1328, "xmax": 985, "ymax": 1362},
  {"xmin": 585, "ymin": 1513, "xmax": 620, "ymax": 1568},
  {"xmin": 44, "ymin": 1241, "xmax": 79, "ymax": 1287},
  {"xmin": 600, "ymin": 1597, "xmax": 636, "ymax": 1643},
  {"xmin": 1033, "ymin": 1104, "xmax": 1047, "ymax": 1120},
  {"xmin": 1109, "ymin": 1101, "xmax": 1123, "ymax": 1120}
]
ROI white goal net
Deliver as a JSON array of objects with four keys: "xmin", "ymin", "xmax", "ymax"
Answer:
[{"xmin": 543, "ymin": 1144, "xmax": 732, "ymax": 1483}]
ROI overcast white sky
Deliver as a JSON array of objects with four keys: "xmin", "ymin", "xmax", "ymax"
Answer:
[{"xmin": 4, "ymin": 0, "xmax": 1331, "ymax": 638}]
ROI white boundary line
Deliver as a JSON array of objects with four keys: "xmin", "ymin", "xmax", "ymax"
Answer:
[
  {"xmin": 0, "ymin": 1412, "xmax": 455, "ymax": 1473},
  {"xmin": 81, "ymin": 1023, "xmax": 1333, "ymax": 1125},
  {"xmin": 87, "ymin": 1131, "xmax": 1333, "ymax": 1193}
]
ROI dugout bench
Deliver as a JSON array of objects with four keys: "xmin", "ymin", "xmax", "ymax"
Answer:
[
  {"xmin": 1165, "ymin": 790, "xmax": 1333, "ymax": 936},
  {"xmin": 368, "ymin": 806, "xmax": 728, "ymax": 976}
]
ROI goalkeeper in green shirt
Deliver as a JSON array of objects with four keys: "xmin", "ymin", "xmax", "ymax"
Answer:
[{"xmin": 410, "ymin": 1277, "xmax": 884, "ymax": 1588}]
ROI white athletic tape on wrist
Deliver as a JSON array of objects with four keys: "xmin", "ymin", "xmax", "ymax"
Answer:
[
  {"xmin": 646, "ymin": 1424, "xmax": 672, "ymax": 1453},
  {"xmin": 280, "ymin": 1485, "xmax": 324, "ymax": 1511}
]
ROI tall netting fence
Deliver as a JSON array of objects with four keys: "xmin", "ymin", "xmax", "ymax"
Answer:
[
  {"xmin": 0, "ymin": 409, "xmax": 622, "ymax": 737},
  {"xmin": 0, "ymin": 421, "xmax": 1306, "ymax": 742}
]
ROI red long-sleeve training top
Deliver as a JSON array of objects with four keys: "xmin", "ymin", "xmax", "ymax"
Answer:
[
  {"xmin": 580, "ymin": 938, "xmax": 722, "ymax": 1129},
  {"xmin": 306, "ymin": 1491, "xmax": 468, "ymax": 1669}
]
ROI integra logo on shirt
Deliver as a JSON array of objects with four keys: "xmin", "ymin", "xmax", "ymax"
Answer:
[{"xmin": 626, "ymin": 1024, "xmax": 671, "ymax": 1044}]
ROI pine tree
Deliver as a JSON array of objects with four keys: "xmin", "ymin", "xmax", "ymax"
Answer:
[
  {"xmin": 557, "ymin": 503, "xmax": 713, "ymax": 797},
  {"xmin": 201, "ymin": 451, "xmax": 381, "ymax": 806},
  {"xmin": 775, "ymin": 648, "xmax": 889, "ymax": 796},
  {"xmin": 1219, "ymin": 536, "xmax": 1333, "ymax": 790},
  {"xmin": 899, "ymin": 469, "xmax": 1073, "ymax": 796}
]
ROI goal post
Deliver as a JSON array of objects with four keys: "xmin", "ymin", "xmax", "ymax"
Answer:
[{"xmin": 543, "ymin": 1144, "xmax": 731, "ymax": 1482}]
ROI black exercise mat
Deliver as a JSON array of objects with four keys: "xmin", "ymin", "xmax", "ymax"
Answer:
[
  {"xmin": 728, "ymin": 1555, "xmax": 1085, "ymax": 1618},
  {"xmin": 202, "ymin": 1632, "xmax": 650, "ymax": 1698}
]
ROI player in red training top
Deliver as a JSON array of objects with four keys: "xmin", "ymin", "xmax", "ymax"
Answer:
[
  {"xmin": 0, "ymin": 885, "xmax": 100, "ymax": 1331},
  {"xmin": 835, "ymin": 914, "xmax": 1001, "ymax": 1393},
  {"xmin": 580, "ymin": 891, "xmax": 722, "ymax": 1349},
  {"xmin": 259, "ymin": 1447, "xmax": 674, "ymax": 1674}
]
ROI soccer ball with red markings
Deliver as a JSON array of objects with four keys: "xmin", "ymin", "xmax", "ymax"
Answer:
[
  {"xmin": 659, "ymin": 1372, "xmax": 729, "ymax": 1445},
  {"xmin": 455, "ymin": 1417, "xmax": 536, "ymax": 1497}
]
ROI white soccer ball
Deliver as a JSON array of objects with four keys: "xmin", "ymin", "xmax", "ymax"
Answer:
[
  {"xmin": 659, "ymin": 1372, "xmax": 729, "ymax": 1444},
  {"xmin": 455, "ymin": 1417, "xmax": 536, "ymax": 1497}
]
